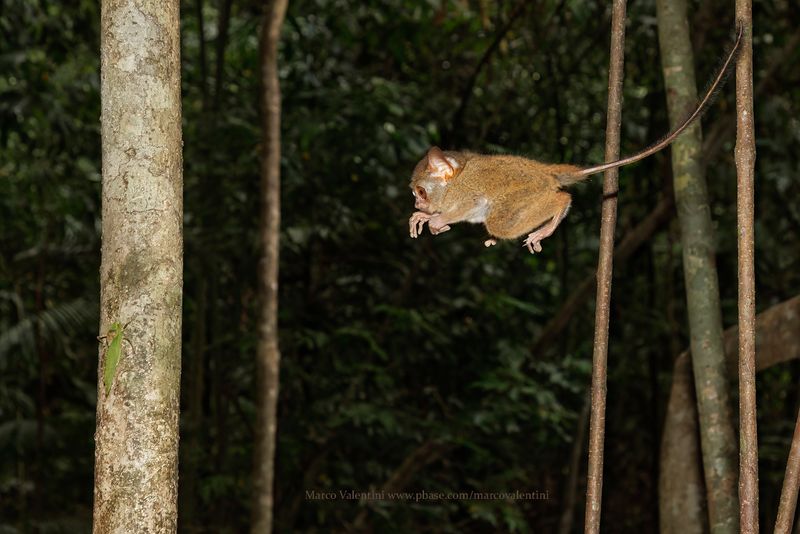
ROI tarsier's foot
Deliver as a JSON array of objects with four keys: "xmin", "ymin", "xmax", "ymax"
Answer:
[
  {"xmin": 409, "ymin": 212, "xmax": 431, "ymax": 238},
  {"xmin": 522, "ymin": 232, "xmax": 546, "ymax": 254},
  {"xmin": 484, "ymin": 239, "xmax": 497, "ymax": 247}
]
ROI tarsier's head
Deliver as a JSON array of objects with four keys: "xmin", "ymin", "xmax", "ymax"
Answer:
[{"xmin": 409, "ymin": 147, "xmax": 463, "ymax": 214}]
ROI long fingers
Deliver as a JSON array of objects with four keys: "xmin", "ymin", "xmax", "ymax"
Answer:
[{"xmin": 409, "ymin": 213, "xmax": 430, "ymax": 238}]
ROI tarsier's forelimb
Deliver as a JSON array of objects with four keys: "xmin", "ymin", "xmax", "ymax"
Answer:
[
  {"xmin": 409, "ymin": 211, "xmax": 453, "ymax": 238},
  {"xmin": 409, "ymin": 211, "xmax": 431, "ymax": 238}
]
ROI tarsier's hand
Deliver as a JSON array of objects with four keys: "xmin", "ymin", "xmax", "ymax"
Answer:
[
  {"xmin": 409, "ymin": 212, "xmax": 431, "ymax": 238},
  {"xmin": 428, "ymin": 214, "xmax": 451, "ymax": 236}
]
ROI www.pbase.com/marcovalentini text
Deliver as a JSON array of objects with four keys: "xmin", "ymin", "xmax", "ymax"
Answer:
[{"xmin": 305, "ymin": 489, "xmax": 551, "ymax": 502}]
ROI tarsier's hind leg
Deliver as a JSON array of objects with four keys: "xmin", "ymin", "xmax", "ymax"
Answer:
[
  {"xmin": 485, "ymin": 190, "xmax": 572, "ymax": 253},
  {"xmin": 523, "ymin": 194, "xmax": 571, "ymax": 253}
]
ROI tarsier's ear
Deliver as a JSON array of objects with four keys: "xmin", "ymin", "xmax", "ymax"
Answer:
[{"xmin": 426, "ymin": 146, "xmax": 456, "ymax": 181}]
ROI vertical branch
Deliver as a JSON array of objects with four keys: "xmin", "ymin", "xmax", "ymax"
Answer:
[
  {"xmin": 656, "ymin": 1, "xmax": 739, "ymax": 532},
  {"xmin": 584, "ymin": 1, "xmax": 626, "ymax": 531},
  {"xmin": 734, "ymin": 7, "xmax": 759, "ymax": 533},
  {"xmin": 252, "ymin": 0, "xmax": 288, "ymax": 532},
  {"xmin": 775, "ymin": 408, "xmax": 800, "ymax": 534}
]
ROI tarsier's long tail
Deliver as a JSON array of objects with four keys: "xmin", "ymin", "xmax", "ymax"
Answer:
[{"xmin": 557, "ymin": 23, "xmax": 744, "ymax": 187}]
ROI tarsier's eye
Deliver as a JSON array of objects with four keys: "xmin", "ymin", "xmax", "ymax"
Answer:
[{"xmin": 415, "ymin": 186, "xmax": 427, "ymax": 200}]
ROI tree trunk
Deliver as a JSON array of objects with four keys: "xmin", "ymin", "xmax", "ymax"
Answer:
[
  {"xmin": 94, "ymin": 0, "xmax": 183, "ymax": 532},
  {"xmin": 655, "ymin": 2, "xmax": 739, "ymax": 532},
  {"xmin": 251, "ymin": 1, "xmax": 288, "ymax": 533}
]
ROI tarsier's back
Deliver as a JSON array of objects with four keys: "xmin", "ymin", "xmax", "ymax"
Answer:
[{"xmin": 455, "ymin": 155, "xmax": 581, "ymax": 194}]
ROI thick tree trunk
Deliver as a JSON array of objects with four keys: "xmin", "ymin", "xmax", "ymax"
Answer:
[
  {"xmin": 655, "ymin": 2, "xmax": 739, "ymax": 533},
  {"xmin": 251, "ymin": 1, "xmax": 288, "ymax": 533},
  {"xmin": 94, "ymin": 1, "xmax": 183, "ymax": 532}
]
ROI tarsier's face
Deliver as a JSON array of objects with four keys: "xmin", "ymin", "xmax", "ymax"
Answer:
[{"xmin": 409, "ymin": 147, "xmax": 460, "ymax": 214}]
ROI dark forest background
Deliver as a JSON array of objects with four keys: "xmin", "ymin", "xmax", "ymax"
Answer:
[{"xmin": 2, "ymin": 0, "xmax": 799, "ymax": 532}]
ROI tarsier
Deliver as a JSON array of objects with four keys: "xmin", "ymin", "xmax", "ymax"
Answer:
[{"xmin": 409, "ymin": 27, "xmax": 742, "ymax": 254}]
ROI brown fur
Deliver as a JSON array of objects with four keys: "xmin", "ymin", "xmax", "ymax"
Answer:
[{"xmin": 408, "ymin": 150, "xmax": 580, "ymax": 248}]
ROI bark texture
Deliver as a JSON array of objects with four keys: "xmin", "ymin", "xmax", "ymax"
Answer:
[
  {"xmin": 734, "ymin": 7, "xmax": 759, "ymax": 533},
  {"xmin": 94, "ymin": 1, "xmax": 183, "ymax": 533},
  {"xmin": 251, "ymin": 1, "xmax": 288, "ymax": 532},
  {"xmin": 655, "ymin": 2, "xmax": 739, "ymax": 533},
  {"xmin": 661, "ymin": 295, "xmax": 800, "ymax": 534},
  {"xmin": 585, "ymin": 2, "xmax": 626, "ymax": 531}
]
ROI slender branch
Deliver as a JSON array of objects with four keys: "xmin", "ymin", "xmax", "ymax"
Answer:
[
  {"xmin": 734, "ymin": 8, "xmax": 759, "ymax": 534},
  {"xmin": 251, "ymin": 1, "xmax": 289, "ymax": 532},
  {"xmin": 585, "ymin": 2, "xmax": 627, "ymax": 531}
]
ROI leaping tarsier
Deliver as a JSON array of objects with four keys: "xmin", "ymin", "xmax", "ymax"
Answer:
[{"xmin": 409, "ymin": 27, "xmax": 742, "ymax": 253}]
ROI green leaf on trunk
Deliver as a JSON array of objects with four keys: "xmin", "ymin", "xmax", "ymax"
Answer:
[{"xmin": 103, "ymin": 322, "xmax": 126, "ymax": 395}]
